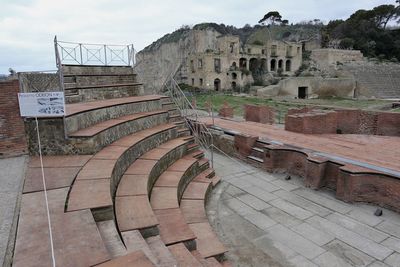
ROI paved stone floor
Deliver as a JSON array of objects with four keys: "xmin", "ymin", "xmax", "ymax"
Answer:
[
  {"xmin": 0, "ymin": 156, "xmax": 27, "ymax": 266},
  {"xmin": 207, "ymin": 152, "xmax": 400, "ymax": 267},
  {"xmin": 200, "ymin": 118, "xmax": 400, "ymax": 173}
]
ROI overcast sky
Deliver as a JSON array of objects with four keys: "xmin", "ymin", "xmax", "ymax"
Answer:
[{"xmin": 0, "ymin": 0, "xmax": 395, "ymax": 74}]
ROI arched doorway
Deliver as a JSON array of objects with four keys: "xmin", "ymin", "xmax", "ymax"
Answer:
[
  {"xmin": 249, "ymin": 58, "xmax": 259, "ymax": 72},
  {"xmin": 278, "ymin": 59, "xmax": 283, "ymax": 70},
  {"xmin": 270, "ymin": 59, "xmax": 277, "ymax": 71},
  {"xmin": 231, "ymin": 82, "xmax": 237, "ymax": 90},
  {"xmin": 285, "ymin": 60, "xmax": 291, "ymax": 72},
  {"xmin": 214, "ymin": 78, "xmax": 221, "ymax": 91}
]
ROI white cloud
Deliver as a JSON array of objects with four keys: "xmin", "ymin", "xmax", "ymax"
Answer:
[{"xmin": 0, "ymin": 0, "xmax": 395, "ymax": 73}]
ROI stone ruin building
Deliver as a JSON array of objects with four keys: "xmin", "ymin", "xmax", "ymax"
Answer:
[{"xmin": 186, "ymin": 35, "xmax": 302, "ymax": 91}]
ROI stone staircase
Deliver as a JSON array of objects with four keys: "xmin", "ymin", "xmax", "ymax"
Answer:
[
  {"xmin": 62, "ymin": 65, "xmax": 143, "ymax": 104},
  {"xmin": 13, "ymin": 65, "xmax": 229, "ymax": 266},
  {"xmin": 342, "ymin": 63, "xmax": 400, "ymax": 99}
]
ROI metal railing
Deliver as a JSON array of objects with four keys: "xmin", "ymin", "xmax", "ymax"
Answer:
[
  {"xmin": 163, "ymin": 75, "xmax": 214, "ymax": 167},
  {"xmin": 54, "ymin": 36, "xmax": 135, "ymax": 67}
]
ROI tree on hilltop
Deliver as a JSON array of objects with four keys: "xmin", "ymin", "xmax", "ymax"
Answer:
[{"xmin": 258, "ymin": 11, "xmax": 283, "ymax": 26}]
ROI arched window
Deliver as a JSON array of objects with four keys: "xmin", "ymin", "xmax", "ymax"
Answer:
[
  {"xmin": 285, "ymin": 60, "xmax": 291, "ymax": 72},
  {"xmin": 270, "ymin": 59, "xmax": 277, "ymax": 71}
]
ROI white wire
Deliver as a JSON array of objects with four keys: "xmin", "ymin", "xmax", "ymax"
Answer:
[{"xmin": 35, "ymin": 117, "xmax": 56, "ymax": 267}]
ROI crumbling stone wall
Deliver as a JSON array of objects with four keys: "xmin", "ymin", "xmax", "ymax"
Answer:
[{"xmin": 0, "ymin": 80, "xmax": 27, "ymax": 157}]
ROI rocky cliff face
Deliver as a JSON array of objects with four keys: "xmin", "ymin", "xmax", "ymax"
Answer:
[{"xmin": 134, "ymin": 28, "xmax": 222, "ymax": 93}]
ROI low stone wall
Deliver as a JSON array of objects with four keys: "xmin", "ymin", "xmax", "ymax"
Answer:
[
  {"xmin": 0, "ymin": 80, "xmax": 28, "ymax": 157},
  {"xmin": 265, "ymin": 145, "xmax": 400, "ymax": 212},
  {"xmin": 285, "ymin": 107, "xmax": 400, "ymax": 136},
  {"xmin": 209, "ymin": 129, "xmax": 400, "ymax": 212},
  {"xmin": 311, "ymin": 49, "xmax": 363, "ymax": 69},
  {"xmin": 285, "ymin": 110, "xmax": 338, "ymax": 134},
  {"xmin": 257, "ymin": 76, "xmax": 356, "ymax": 98},
  {"xmin": 243, "ymin": 104, "xmax": 275, "ymax": 124}
]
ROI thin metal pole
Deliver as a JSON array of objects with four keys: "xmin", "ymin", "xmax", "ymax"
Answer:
[
  {"xmin": 79, "ymin": 44, "xmax": 83, "ymax": 65},
  {"xmin": 104, "ymin": 45, "xmax": 107, "ymax": 66},
  {"xmin": 35, "ymin": 117, "xmax": 56, "ymax": 267}
]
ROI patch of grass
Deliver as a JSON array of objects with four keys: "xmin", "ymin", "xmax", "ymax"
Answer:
[{"xmin": 191, "ymin": 94, "xmax": 394, "ymax": 123}]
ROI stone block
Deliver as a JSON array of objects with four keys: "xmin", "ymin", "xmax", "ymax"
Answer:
[
  {"xmin": 234, "ymin": 134, "xmax": 258, "ymax": 157},
  {"xmin": 244, "ymin": 104, "xmax": 275, "ymax": 124},
  {"xmin": 218, "ymin": 102, "xmax": 234, "ymax": 118}
]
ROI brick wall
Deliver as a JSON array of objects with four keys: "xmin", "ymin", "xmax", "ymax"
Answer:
[
  {"xmin": 285, "ymin": 110, "xmax": 337, "ymax": 134},
  {"xmin": 377, "ymin": 112, "xmax": 400, "ymax": 136},
  {"xmin": 244, "ymin": 104, "xmax": 275, "ymax": 124},
  {"xmin": 287, "ymin": 108, "xmax": 400, "ymax": 136},
  {"xmin": 0, "ymin": 80, "xmax": 27, "ymax": 157}
]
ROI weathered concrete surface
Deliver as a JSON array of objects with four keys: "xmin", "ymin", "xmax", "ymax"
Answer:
[
  {"xmin": 207, "ymin": 152, "xmax": 400, "ymax": 266},
  {"xmin": 0, "ymin": 156, "xmax": 27, "ymax": 267}
]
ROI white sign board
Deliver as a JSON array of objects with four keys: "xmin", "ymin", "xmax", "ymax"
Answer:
[{"xmin": 18, "ymin": 92, "xmax": 65, "ymax": 117}]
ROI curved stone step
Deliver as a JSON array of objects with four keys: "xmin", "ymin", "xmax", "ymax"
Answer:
[
  {"xmin": 65, "ymin": 95, "xmax": 163, "ymax": 133},
  {"xmin": 95, "ymin": 250, "xmax": 155, "ymax": 267},
  {"xmin": 189, "ymin": 223, "xmax": 228, "ymax": 259},
  {"xmin": 180, "ymin": 171, "xmax": 228, "ymax": 260},
  {"xmin": 68, "ymin": 110, "xmax": 169, "ymax": 153},
  {"xmin": 115, "ymin": 137, "xmax": 192, "ymax": 237},
  {"xmin": 191, "ymin": 250, "xmax": 223, "ymax": 267},
  {"xmin": 154, "ymin": 208, "xmax": 196, "ymax": 248},
  {"xmin": 146, "ymin": 235, "xmax": 178, "ymax": 267},
  {"xmin": 67, "ymin": 124, "xmax": 178, "ymax": 213},
  {"xmin": 167, "ymin": 243, "xmax": 203, "ymax": 267},
  {"xmin": 151, "ymin": 157, "xmax": 199, "ymax": 210},
  {"xmin": 13, "ymin": 187, "xmax": 110, "ymax": 267}
]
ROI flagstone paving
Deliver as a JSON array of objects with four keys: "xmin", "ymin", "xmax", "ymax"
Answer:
[{"xmin": 207, "ymin": 152, "xmax": 400, "ymax": 267}]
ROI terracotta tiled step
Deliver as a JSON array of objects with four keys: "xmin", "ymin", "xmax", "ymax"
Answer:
[
  {"xmin": 191, "ymin": 250, "xmax": 222, "ymax": 267},
  {"xmin": 68, "ymin": 110, "xmax": 168, "ymax": 137},
  {"xmin": 193, "ymin": 170, "xmax": 221, "ymax": 187},
  {"xmin": 66, "ymin": 95, "xmax": 162, "ymax": 117},
  {"xmin": 154, "ymin": 208, "xmax": 196, "ymax": 247},
  {"xmin": 67, "ymin": 124, "xmax": 177, "ymax": 212},
  {"xmin": 67, "ymin": 82, "xmax": 142, "ymax": 90},
  {"xmin": 150, "ymin": 157, "xmax": 199, "ymax": 209},
  {"xmin": 146, "ymin": 235, "xmax": 178, "ymax": 267},
  {"xmin": 121, "ymin": 230, "xmax": 158, "ymax": 266},
  {"xmin": 115, "ymin": 137, "xmax": 192, "ymax": 236},
  {"xmin": 97, "ymin": 220, "xmax": 127, "ymax": 258},
  {"xmin": 13, "ymin": 188, "xmax": 110, "ymax": 267},
  {"xmin": 95, "ymin": 250, "xmax": 156, "ymax": 267},
  {"xmin": 167, "ymin": 243, "xmax": 203, "ymax": 267},
  {"xmin": 182, "ymin": 182, "xmax": 212, "ymax": 200},
  {"xmin": 180, "ymin": 199, "xmax": 208, "ymax": 224},
  {"xmin": 189, "ymin": 223, "xmax": 228, "ymax": 259},
  {"xmin": 28, "ymin": 155, "xmax": 92, "ymax": 168},
  {"xmin": 115, "ymin": 195, "xmax": 158, "ymax": 233},
  {"xmin": 24, "ymin": 164, "xmax": 81, "ymax": 193},
  {"xmin": 150, "ymin": 187, "xmax": 179, "ymax": 210}
]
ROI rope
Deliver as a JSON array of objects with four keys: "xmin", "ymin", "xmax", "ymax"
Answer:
[{"xmin": 35, "ymin": 117, "xmax": 56, "ymax": 267}]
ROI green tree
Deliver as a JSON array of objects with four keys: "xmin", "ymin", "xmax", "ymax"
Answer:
[
  {"xmin": 371, "ymin": 5, "xmax": 399, "ymax": 29},
  {"xmin": 258, "ymin": 11, "xmax": 282, "ymax": 26}
]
